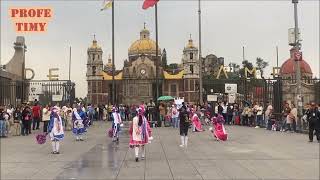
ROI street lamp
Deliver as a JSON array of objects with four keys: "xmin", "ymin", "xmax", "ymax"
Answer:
[{"xmin": 291, "ymin": 0, "xmax": 303, "ymax": 132}]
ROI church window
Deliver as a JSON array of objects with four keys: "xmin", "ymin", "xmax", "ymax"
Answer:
[
  {"xmin": 190, "ymin": 80, "xmax": 194, "ymax": 91},
  {"xmin": 92, "ymin": 54, "xmax": 95, "ymax": 61},
  {"xmin": 190, "ymin": 65, "xmax": 194, "ymax": 74},
  {"xmin": 170, "ymin": 84, "xmax": 177, "ymax": 97},
  {"xmin": 92, "ymin": 82, "xmax": 97, "ymax": 93},
  {"xmin": 190, "ymin": 53, "xmax": 193, "ymax": 60},
  {"xmin": 92, "ymin": 66, "xmax": 96, "ymax": 76},
  {"xmin": 144, "ymin": 35, "xmax": 146, "ymax": 38},
  {"xmin": 97, "ymin": 55, "xmax": 100, "ymax": 59}
]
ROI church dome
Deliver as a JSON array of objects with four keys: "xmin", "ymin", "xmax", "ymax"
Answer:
[
  {"xmin": 280, "ymin": 48, "xmax": 312, "ymax": 76},
  {"xmin": 128, "ymin": 26, "xmax": 160, "ymax": 56},
  {"xmin": 88, "ymin": 35, "xmax": 102, "ymax": 50}
]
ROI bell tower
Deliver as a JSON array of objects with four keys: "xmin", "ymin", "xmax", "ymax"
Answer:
[
  {"xmin": 87, "ymin": 35, "xmax": 103, "ymax": 80},
  {"xmin": 182, "ymin": 35, "xmax": 199, "ymax": 78},
  {"xmin": 86, "ymin": 35, "xmax": 103, "ymax": 104},
  {"xmin": 182, "ymin": 35, "xmax": 200, "ymax": 103}
]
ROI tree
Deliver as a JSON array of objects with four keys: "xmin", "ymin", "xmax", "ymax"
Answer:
[{"xmin": 255, "ymin": 57, "xmax": 269, "ymax": 78}]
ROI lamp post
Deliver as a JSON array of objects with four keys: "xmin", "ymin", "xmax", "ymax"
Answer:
[
  {"xmin": 198, "ymin": 0, "xmax": 203, "ymax": 105},
  {"xmin": 292, "ymin": 0, "xmax": 303, "ymax": 132}
]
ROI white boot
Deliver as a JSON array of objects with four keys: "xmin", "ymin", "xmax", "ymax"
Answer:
[
  {"xmin": 134, "ymin": 147, "xmax": 139, "ymax": 162},
  {"xmin": 184, "ymin": 136, "xmax": 188, "ymax": 147},
  {"xmin": 141, "ymin": 146, "xmax": 145, "ymax": 160},
  {"xmin": 55, "ymin": 141, "xmax": 60, "ymax": 153},
  {"xmin": 179, "ymin": 136, "xmax": 184, "ymax": 147},
  {"xmin": 51, "ymin": 141, "xmax": 56, "ymax": 153}
]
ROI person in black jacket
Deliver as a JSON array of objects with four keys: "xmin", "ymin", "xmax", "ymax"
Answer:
[
  {"xmin": 306, "ymin": 102, "xmax": 320, "ymax": 142},
  {"xmin": 179, "ymin": 102, "xmax": 190, "ymax": 148},
  {"xmin": 21, "ymin": 106, "xmax": 32, "ymax": 136}
]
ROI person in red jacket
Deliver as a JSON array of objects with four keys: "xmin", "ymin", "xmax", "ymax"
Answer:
[{"xmin": 32, "ymin": 102, "xmax": 41, "ymax": 130}]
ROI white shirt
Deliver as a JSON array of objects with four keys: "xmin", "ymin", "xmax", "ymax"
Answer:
[
  {"xmin": 42, "ymin": 108, "xmax": 51, "ymax": 121},
  {"xmin": 222, "ymin": 105, "xmax": 227, "ymax": 114},
  {"xmin": 257, "ymin": 106, "xmax": 263, "ymax": 115},
  {"xmin": 171, "ymin": 107, "xmax": 179, "ymax": 118},
  {"xmin": 265, "ymin": 105, "xmax": 273, "ymax": 116},
  {"xmin": 112, "ymin": 112, "xmax": 121, "ymax": 124}
]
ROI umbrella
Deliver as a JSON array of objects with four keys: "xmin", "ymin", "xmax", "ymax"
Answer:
[{"xmin": 157, "ymin": 96, "xmax": 174, "ymax": 101}]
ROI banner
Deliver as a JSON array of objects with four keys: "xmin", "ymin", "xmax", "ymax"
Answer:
[
  {"xmin": 52, "ymin": 95, "xmax": 63, "ymax": 102},
  {"xmin": 28, "ymin": 84, "xmax": 43, "ymax": 95},
  {"xmin": 28, "ymin": 94, "xmax": 39, "ymax": 102},
  {"xmin": 207, "ymin": 95, "xmax": 218, "ymax": 102},
  {"xmin": 225, "ymin": 84, "xmax": 237, "ymax": 94}
]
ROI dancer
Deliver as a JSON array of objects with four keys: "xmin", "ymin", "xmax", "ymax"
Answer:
[
  {"xmin": 129, "ymin": 107, "xmax": 150, "ymax": 162},
  {"xmin": 210, "ymin": 114, "xmax": 228, "ymax": 141},
  {"xmin": 191, "ymin": 108, "xmax": 203, "ymax": 132},
  {"xmin": 48, "ymin": 106, "xmax": 64, "ymax": 154},
  {"xmin": 111, "ymin": 106, "xmax": 122, "ymax": 142},
  {"xmin": 72, "ymin": 106, "xmax": 87, "ymax": 141},
  {"xmin": 179, "ymin": 102, "xmax": 190, "ymax": 147}
]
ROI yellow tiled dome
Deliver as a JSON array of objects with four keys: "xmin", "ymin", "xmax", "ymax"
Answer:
[{"xmin": 128, "ymin": 27, "xmax": 160, "ymax": 56}]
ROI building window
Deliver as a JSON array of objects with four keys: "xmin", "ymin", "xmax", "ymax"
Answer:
[
  {"xmin": 92, "ymin": 82, "xmax": 97, "ymax": 93},
  {"xmin": 92, "ymin": 66, "xmax": 96, "ymax": 76},
  {"xmin": 190, "ymin": 80, "xmax": 194, "ymax": 91},
  {"xmin": 92, "ymin": 54, "xmax": 95, "ymax": 61},
  {"xmin": 97, "ymin": 55, "xmax": 100, "ymax": 59},
  {"xmin": 190, "ymin": 65, "xmax": 194, "ymax": 74},
  {"xmin": 190, "ymin": 53, "xmax": 193, "ymax": 60},
  {"xmin": 171, "ymin": 84, "xmax": 177, "ymax": 97}
]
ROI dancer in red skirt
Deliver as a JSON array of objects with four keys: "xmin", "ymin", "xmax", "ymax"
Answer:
[{"xmin": 129, "ymin": 106, "xmax": 150, "ymax": 162}]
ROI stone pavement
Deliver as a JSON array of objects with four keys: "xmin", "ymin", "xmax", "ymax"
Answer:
[{"xmin": 1, "ymin": 121, "xmax": 319, "ymax": 180}]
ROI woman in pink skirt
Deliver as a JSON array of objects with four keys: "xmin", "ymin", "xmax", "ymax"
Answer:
[
  {"xmin": 211, "ymin": 114, "xmax": 228, "ymax": 141},
  {"xmin": 129, "ymin": 106, "xmax": 150, "ymax": 162},
  {"xmin": 191, "ymin": 108, "xmax": 204, "ymax": 132}
]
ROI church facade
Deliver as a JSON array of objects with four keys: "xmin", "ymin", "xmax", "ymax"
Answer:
[{"xmin": 86, "ymin": 27, "xmax": 205, "ymax": 105}]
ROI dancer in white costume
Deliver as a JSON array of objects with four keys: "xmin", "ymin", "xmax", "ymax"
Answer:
[{"xmin": 48, "ymin": 106, "xmax": 64, "ymax": 154}]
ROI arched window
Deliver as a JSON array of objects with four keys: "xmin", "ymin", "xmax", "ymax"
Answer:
[
  {"xmin": 92, "ymin": 66, "xmax": 96, "ymax": 76},
  {"xmin": 190, "ymin": 53, "xmax": 193, "ymax": 60},
  {"xmin": 190, "ymin": 65, "xmax": 194, "ymax": 74},
  {"xmin": 92, "ymin": 54, "xmax": 95, "ymax": 61}
]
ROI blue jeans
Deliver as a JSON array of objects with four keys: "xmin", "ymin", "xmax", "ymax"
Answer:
[
  {"xmin": 0, "ymin": 120, "xmax": 7, "ymax": 137},
  {"xmin": 172, "ymin": 117, "xmax": 179, "ymax": 128},
  {"xmin": 256, "ymin": 115, "xmax": 263, "ymax": 126}
]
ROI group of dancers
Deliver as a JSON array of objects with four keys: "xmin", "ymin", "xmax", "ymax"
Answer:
[
  {"xmin": 179, "ymin": 102, "xmax": 228, "ymax": 148},
  {"xmin": 45, "ymin": 102, "xmax": 227, "ymax": 161},
  {"xmin": 43, "ymin": 104, "xmax": 91, "ymax": 154}
]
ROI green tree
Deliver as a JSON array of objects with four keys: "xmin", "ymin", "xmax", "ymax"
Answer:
[{"xmin": 255, "ymin": 57, "xmax": 269, "ymax": 78}]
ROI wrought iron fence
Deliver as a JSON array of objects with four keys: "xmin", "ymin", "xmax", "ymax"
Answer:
[{"xmin": 0, "ymin": 79, "xmax": 75, "ymax": 106}]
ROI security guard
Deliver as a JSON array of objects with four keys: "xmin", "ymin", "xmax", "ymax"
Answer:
[{"xmin": 306, "ymin": 102, "xmax": 320, "ymax": 142}]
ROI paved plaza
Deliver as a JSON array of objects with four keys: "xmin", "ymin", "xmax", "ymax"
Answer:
[{"xmin": 1, "ymin": 121, "xmax": 319, "ymax": 180}]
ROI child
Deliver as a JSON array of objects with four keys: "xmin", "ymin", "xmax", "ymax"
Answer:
[
  {"xmin": 48, "ymin": 106, "xmax": 64, "ymax": 154},
  {"xmin": 211, "ymin": 114, "xmax": 228, "ymax": 141},
  {"xmin": 129, "ymin": 107, "xmax": 150, "ymax": 162}
]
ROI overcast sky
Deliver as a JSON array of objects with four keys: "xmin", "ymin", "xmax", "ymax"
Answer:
[{"xmin": 1, "ymin": 0, "xmax": 319, "ymax": 98}]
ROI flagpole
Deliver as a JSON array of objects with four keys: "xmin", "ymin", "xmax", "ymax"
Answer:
[
  {"xmin": 155, "ymin": 3, "xmax": 160, "ymax": 125},
  {"xmin": 68, "ymin": 46, "xmax": 72, "ymax": 104},
  {"xmin": 111, "ymin": 0, "xmax": 115, "ymax": 105},
  {"xmin": 198, "ymin": 0, "xmax": 203, "ymax": 105}
]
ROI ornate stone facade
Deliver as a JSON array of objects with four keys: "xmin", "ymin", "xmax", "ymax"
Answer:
[{"xmin": 86, "ymin": 26, "xmax": 216, "ymax": 105}]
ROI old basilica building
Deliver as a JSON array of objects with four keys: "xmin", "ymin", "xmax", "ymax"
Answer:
[{"xmin": 86, "ymin": 26, "xmax": 212, "ymax": 105}]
